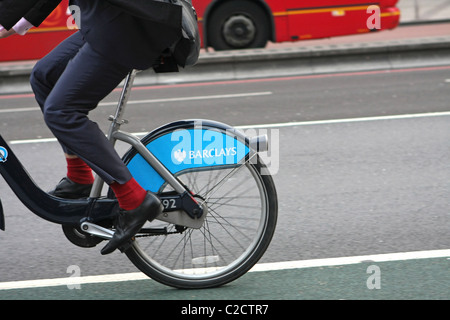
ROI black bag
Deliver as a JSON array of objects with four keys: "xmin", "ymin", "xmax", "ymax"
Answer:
[
  {"xmin": 171, "ymin": 0, "xmax": 201, "ymax": 68},
  {"xmin": 154, "ymin": 0, "xmax": 200, "ymax": 73},
  {"xmin": 105, "ymin": 0, "xmax": 200, "ymax": 72}
]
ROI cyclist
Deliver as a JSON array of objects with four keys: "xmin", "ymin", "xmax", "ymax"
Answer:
[{"xmin": 0, "ymin": 0, "xmax": 182, "ymax": 254}]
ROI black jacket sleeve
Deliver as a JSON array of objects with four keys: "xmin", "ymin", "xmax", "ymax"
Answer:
[{"xmin": 0, "ymin": 0, "xmax": 61, "ymax": 30}]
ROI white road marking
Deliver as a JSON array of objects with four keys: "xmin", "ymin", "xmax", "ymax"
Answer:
[
  {"xmin": 0, "ymin": 249, "xmax": 448, "ymax": 290},
  {"xmin": 0, "ymin": 92, "xmax": 272, "ymax": 114},
  {"xmin": 99, "ymin": 91, "xmax": 273, "ymax": 106},
  {"xmin": 0, "ymin": 107, "xmax": 36, "ymax": 113},
  {"xmin": 9, "ymin": 111, "xmax": 450, "ymax": 145},
  {"xmin": 235, "ymin": 111, "xmax": 450, "ymax": 129},
  {"xmin": 249, "ymin": 249, "xmax": 450, "ymax": 272}
]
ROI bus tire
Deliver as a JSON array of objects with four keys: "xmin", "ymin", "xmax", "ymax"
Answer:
[{"xmin": 207, "ymin": 0, "xmax": 270, "ymax": 50}]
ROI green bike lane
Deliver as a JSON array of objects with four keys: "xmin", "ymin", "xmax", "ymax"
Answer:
[{"xmin": 0, "ymin": 252, "xmax": 448, "ymax": 301}]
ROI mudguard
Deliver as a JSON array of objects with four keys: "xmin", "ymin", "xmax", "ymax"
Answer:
[
  {"xmin": 122, "ymin": 119, "xmax": 251, "ymax": 193},
  {"xmin": 0, "ymin": 198, "xmax": 4, "ymax": 231}
]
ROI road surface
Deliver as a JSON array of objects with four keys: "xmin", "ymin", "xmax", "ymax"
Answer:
[{"xmin": 0, "ymin": 64, "xmax": 448, "ymax": 300}]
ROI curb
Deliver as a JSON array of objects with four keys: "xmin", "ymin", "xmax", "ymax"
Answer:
[
  {"xmin": 1, "ymin": 35, "xmax": 450, "ymax": 94},
  {"xmin": 131, "ymin": 35, "xmax": 450, "ymax": 87}
]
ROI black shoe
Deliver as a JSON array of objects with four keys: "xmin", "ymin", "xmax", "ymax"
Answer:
[
  {"xmin": 101, "ymin": 191, "xmax": 162, "ymax": 255},
  {"xmin": 48, "ymin": 177, "xmax": 93, "ymax": 199}
]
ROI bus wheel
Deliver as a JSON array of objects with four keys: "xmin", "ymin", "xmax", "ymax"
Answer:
[{"xmin": 208, "ymin": 0, "xmax": 270, "ymax": 50}]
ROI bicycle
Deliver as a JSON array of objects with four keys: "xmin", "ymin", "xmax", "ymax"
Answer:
[{"xmin": 0, "ymin": 70, "xmax": 278, "ymax": 289}]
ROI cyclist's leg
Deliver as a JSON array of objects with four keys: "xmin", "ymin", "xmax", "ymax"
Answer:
[
  {"xmin": 41, "ymin": 40, "xmax": 133, "ymax": 186},
  {"xmin": 31, "ymin": 31, "xmax": 97, "ymax": 196},
  {"xmin": 30, "ymin": 31, "xmax": 85, "ymax": 114},
  {"xmin": 36, "ymin": 32, "xmax": 162, "ymax": 255},
  {"xmin": 30, "ymin": 31, "xmax": 87, "ymax": 164}
]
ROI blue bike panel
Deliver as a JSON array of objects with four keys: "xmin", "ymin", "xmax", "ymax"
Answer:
[{"xmin": 127, "ymin": 129, "xmax": 250, "ymax": 192}]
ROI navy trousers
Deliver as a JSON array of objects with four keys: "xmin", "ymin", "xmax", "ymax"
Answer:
[{"xmin": 30, "ymin": 31, "xmax": 133, "ymax": 185}]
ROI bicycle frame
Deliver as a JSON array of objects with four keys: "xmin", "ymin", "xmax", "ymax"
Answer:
[
  {"xmin": 0, "ymin": 70, "xmax": 198, "ymax": 233},
  {"xmin": 0, "ymin": 70, "xmax": 267, "ymax": 237},
  {"xmin": 0, "ymin": 133, "xmax": 118, "ymax": 228}
]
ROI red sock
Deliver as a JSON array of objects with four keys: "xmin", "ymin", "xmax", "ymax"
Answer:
[
  {"xmin": 66, "ymin": 157, "xmax": 95, "ymax": 185},
  {"xmin": 110, "ymin": 177, "xmax": 147, "ymax": 211}
]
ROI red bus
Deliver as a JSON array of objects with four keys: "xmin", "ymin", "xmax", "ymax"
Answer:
[
  {"xmin": 197, "ymin": 0, "xmax": 400, "ymax": 50},
  {"xmin": 0, "ymin": 0, "xmax": 400, "ymax": 62}
]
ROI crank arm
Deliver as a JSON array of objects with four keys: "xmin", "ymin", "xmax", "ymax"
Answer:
[
  {"xmin": 80, "ymin": 222, "xmax": 114, "ymax": 240},
  {"xmin": 80, "ymin": 223, "xmax": 169, "ymax": 239}
]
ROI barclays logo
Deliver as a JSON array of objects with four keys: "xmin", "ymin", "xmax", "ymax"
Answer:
[
  {"xmin": 188, "ymin": 147, "xmax": 237, "ymax": 160},
  {"xmin": 0, "ymin": 146, "xmax": 8, "ymax": 163},
  {"xmin": 173, "ymin": 149, "xmax": 187, "ymax": 163},
  {"xmin": 173, "ymin": 147, "xmax": 238, "ymax": 165}
]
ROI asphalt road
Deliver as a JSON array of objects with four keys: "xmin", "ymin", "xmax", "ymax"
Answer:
[{"xmin": 0, "ymin": 65, "xmax": 449, "ymax": 299}]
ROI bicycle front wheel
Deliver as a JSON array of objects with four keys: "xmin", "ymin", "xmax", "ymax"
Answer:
[{"xmin": 123, "ymin": 123, "xmax": 277, "ymax": 289}]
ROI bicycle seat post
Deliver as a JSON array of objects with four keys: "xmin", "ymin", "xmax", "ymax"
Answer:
[
  {"xmin": 106, "ymin": 69, "xmax": 137, "ymax": 141},
  {"xmin": 89, "ymin": 69, "xmax": 137, "ymax": 198}
]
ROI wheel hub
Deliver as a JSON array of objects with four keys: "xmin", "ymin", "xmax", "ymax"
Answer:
[{"xmin": 222, "ymin": 15, "xmax": 256, "ymax": 48}]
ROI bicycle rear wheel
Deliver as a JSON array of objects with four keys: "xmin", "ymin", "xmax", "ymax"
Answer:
[{"xmin": 122, "ymin": 121, "xmax": 277, "ymax": 289}]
